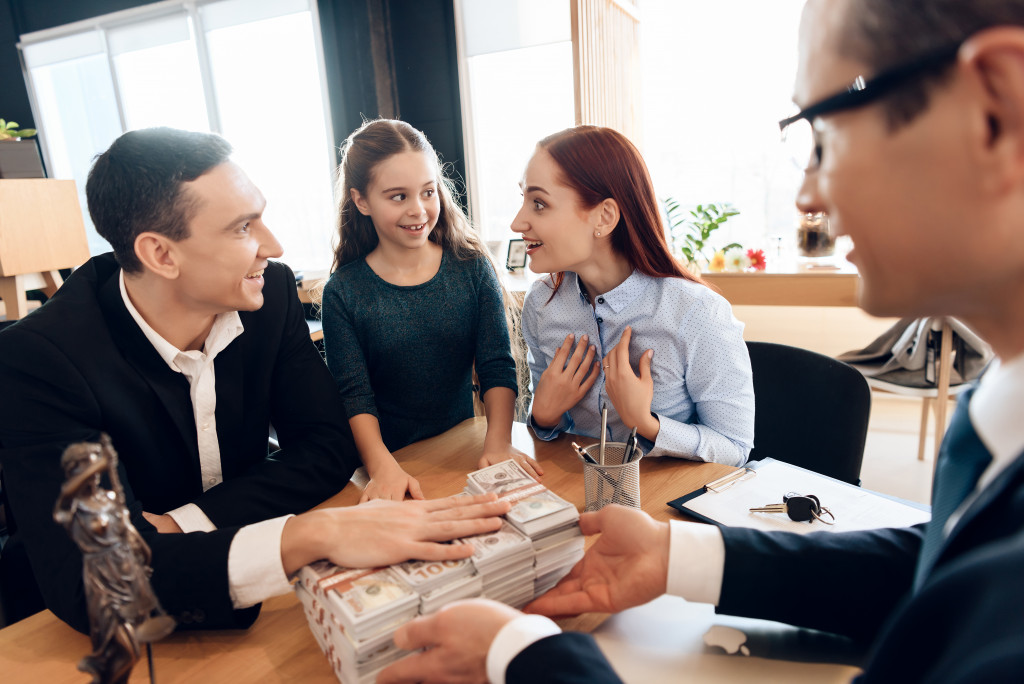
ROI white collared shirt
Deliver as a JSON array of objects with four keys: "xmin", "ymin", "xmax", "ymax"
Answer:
[{"xmin": 119, "ymin": 272, "xmax": 292, "ymax": 608}]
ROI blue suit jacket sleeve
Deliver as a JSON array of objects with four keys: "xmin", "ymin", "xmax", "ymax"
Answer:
[
  {"xmin": 507, "ymin": 632, "xmax": 623, "ymax": 683},
  {"xmin": 717, "ymin": 524, "xmax": 923, "ymax": 644}
]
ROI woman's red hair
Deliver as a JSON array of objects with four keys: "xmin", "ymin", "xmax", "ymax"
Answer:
[{"xmin": 537, "ymin": 125, "xmax": 704, "ymax": 293}]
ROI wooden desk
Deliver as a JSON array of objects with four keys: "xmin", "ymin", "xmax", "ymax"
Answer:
[
  {"xmin": 702, "ymin": 269, "xmax": 860, "ymax": 307},
  {"xmin": 0, "ymin": 420, "xmax": 858, "ymax": 682}
]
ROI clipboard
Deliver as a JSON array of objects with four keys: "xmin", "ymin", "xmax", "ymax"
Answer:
[{"xmin": 668, "ymin": 458, "xmax": 930, "ymax": 535}]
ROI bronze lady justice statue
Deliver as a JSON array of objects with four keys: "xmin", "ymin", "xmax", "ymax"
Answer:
[{"xmin": 54, "ymin": 434, "xmax": 175, "ymax": 684}]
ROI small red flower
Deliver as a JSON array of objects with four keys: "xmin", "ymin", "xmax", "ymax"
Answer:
[{"xmin": 747, "ymin": 248, "xmax": 767, "ymax": 271}]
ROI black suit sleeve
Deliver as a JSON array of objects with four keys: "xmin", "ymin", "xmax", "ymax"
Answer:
[
  {"xmin": 858, "ymin": 527, "xmax": 1024, "ymax": 683},
  {"xmin": 187, "ymin": 263, "xmax": 361, "ymax": 528},
  {"xmin": 717, "ymin": 524, "xmax": 923, "ymax": 644},
  {"xmin": 507, "ymin": 633, "xmax": 623, "ymax": 683},
  {"xmin": 0, "ymin": 331, "xmax": 255, "ymax": 633}
]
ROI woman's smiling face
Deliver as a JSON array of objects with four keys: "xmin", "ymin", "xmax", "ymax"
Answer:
[{"xmin": 510, "ymin": 148, "xmax": 601, "ymax": 274}]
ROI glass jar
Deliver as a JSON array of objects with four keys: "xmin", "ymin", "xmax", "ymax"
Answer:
[{"xmin": 797, "ymin": 212, "xmax": 835, "ymax": 258}]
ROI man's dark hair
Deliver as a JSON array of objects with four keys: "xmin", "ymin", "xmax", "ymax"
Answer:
[
  {"xmin": 841, "ymin": 0, "xmax": 1024, "ymax": 127},
  {"xmin": 86, "ymin": 127, "xmax": 233, "ymax": 273}
]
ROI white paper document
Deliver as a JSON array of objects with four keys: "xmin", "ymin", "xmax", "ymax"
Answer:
[{"xmin": 680, "ymin": 458, "xmax": 930, "ymax": 534}]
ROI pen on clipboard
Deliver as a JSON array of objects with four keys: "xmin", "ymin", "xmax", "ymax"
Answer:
[{"xmin": 704, "ymin": 467, "xmax": 756, "ymax": 493}]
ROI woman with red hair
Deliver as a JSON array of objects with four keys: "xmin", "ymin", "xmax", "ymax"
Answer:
[{"xmin": 514, "ymin": 126, "xmax": 754, "ymax": 465}]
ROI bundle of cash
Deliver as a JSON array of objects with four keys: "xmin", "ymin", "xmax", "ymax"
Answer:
[
  {"xmin": 467, "ymin": 460, "xmax": 580, "ymax": 537},
  {"xmin": 462, "ymin": 521, "xmax": 536, "ymax": 607},
  {"xmin": 392, "ymin": 557, "xmax": 483, "ymax": 614},
  {"xmin": 297, "ymin": 460, "xmax": 585, "ymax": 683},
  {"xmin": 532, "ymin": 522, "xmax": 586, "ymax": 596},
  {"xmin": 296, "ymin": 561, "xmax": 420, "ymax": 683}
]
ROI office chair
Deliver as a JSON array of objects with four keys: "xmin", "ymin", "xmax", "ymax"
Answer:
[{"xmin": 746, "ymin": 341, "xmax": 871, "ymax": 486}]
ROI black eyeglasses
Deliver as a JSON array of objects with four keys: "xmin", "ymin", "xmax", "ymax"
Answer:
[{"xmin": 779, "ymin": 40, "xmax": 965, "ymax": 171}]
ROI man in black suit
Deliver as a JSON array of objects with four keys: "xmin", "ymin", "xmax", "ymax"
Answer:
[
  {"xmin": 0, "ymin": 128, "xmax": 508, "ymax": 633},
  {"xmin": 377, "ymin": 1, "xmax": 1024, "ymax": 682}
]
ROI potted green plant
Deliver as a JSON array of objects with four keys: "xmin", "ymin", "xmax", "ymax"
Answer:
[
  {"xmin": 0, "ymin": 119, "xmax": 37, "ymax": 141},
  {"xmin": 663, "ymin": 198, "xmax": 742, "ymax": 271},
  {"xmin": 0, "ymin": 118, "xmax": 44, "ymax": 178}
]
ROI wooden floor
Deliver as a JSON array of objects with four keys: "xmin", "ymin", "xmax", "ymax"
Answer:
[{"xmin": 859, "ymin": 395, "xmax": 944, "ymax": 505}]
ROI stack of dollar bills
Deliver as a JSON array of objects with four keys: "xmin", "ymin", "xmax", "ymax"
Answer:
[
  {"xmin": 295, "ymin": 564, "xmax": 419, "ymax": 683},
  {"xmin": 296, "ymin": 460, "xmax": 584, "ymax": 684},
  {"xmin": 464, "ymin": 460, "xmax": 585, "ymax": 596}
]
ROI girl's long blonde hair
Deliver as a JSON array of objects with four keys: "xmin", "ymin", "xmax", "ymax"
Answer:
[{"xmin": 329, "ymin": 119, "xmax": 530, "ymax": 417}]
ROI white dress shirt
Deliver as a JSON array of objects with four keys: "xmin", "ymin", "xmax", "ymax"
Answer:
[
  {"xmin": 120, "ymin": 272, "xmax": 293, "ymax": 608},
  {"xmin": 490, "ymin": 352, "xmax": 1024, "ymax": 681}
]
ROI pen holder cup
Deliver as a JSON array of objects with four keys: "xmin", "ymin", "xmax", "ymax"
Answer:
[{"xmin": 579, "ymin": 442, "xmax": 643, "ymax": 513}]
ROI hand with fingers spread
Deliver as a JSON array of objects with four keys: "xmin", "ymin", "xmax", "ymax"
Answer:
[
  {"xmin": 524, "ymin": 505, "xmax": 670, "ymax": 618},
  {"xmin": 531, "ymin": 333, "xmax": 600, "ymax": 428},
  {"xmin": 603, "ymin": 326, "xmax": 660, "ymax": 442},
  {"xmin": 280, "ymin": 493, "xmax": 510, "ymax": 575},
  {"xmin": 479, "ymin": 443, "xmax": 544, "ymax": 479},
  {"xmin": 377, "ymin": 599, "xmax": 524, "ymax": 684}
]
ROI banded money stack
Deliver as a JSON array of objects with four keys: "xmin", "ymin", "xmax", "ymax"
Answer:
[{"xmin": 296, "ymin": 460, "xmax": 584, "ymax": 684}]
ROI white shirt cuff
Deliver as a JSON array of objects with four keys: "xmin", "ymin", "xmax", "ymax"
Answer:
[
  {"xmin": 486, "ymin": 614, "xmax": 562, "ymax": 684},
  {"xmin": 666, "ymin": 519, "xmax": 725, "ymax": 606},
  {"xmin": 166, "ymin": 503, "xmax": 216, "ymax": 533},
  {"xmin": 227, "ymin": 515, "xmax": 294, "ymax": 609}
]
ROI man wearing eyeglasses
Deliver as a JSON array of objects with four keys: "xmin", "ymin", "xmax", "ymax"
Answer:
[{"xmin": 377, "ymin": 1, "xmax": 1024, "ymax": 682}]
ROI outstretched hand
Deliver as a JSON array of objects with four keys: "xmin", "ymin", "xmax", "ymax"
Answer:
[
  {"xmin": 377, "ymin": 599, "xmax": 524, "ymax": 684},
  {"xmin": 525, "ymin": 505, "xmax": 670, "ymax": 617},
  {"xmin": 530, "ymin": 333, "xmax": 600, "ymax": 428}
]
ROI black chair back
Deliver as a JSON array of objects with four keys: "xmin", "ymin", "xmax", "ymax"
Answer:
[{"xmin": 746, "ymin": 341, "xmax": 871, "ymax": 486}]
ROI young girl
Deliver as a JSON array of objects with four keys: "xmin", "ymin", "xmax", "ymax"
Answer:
[
  {"xmin": 321, "ymin": 119, "xmax": 538, "ymax": 502},
  {"xmin": 514, "ymin": 126, "xmax": 755, "ymax": 466}
]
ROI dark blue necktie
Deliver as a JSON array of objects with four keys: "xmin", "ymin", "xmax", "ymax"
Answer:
[{"xmin": 913, "ymin": 387, "xmax": 991, "ymax": 590}]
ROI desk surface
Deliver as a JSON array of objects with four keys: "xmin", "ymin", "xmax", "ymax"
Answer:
[{"xmin": 0, "ymin": 420, "xmax": 860, "ymax": 682}]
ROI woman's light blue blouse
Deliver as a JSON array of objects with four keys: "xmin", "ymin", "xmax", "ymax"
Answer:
[{"xmin": 522, "ymin": 271, "xmax": 755, "ymax": 466}]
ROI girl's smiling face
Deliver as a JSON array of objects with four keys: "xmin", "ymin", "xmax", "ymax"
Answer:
[{"xmin": 351, "ymin": 150, "xmax": 441, "ymax": 252}]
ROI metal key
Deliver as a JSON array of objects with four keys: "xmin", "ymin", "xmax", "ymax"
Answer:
[{"xmin": 749, "ymin": 493, "xmax": 821, "ymax": 522}]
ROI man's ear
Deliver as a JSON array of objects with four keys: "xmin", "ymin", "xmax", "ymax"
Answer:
[
  {"xmin": 350, "ymin": 188, "xmax": 371, "ymax": 216},
  {"xmin": 961, "ymin": 28, "xmax": 1024, "ymax": 192},
  {"xmin": 592, "ymin": 198, "xmax": 621, "ymax": 236},
  {"xmin": 134, "ymin": 232, "xmax": 180, "ymax": 279}
]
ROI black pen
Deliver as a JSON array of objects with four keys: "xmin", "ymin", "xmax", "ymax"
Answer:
[
  {"xmin": 624, "ymin": 426, "xmax": 638, "ymax": 464},
  {"xmin": 571, "ymin": 441, "xmax": 598, "ymax": 465}
]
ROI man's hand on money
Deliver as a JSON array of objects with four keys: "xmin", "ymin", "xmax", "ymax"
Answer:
[
  {"xmin": 280, "ymin": 494, "xmax": 510, "ymax": 575},
  {"xmin": 377, "ymin": 599, "xmax": 523, "ymax": 684},
  {"xmin": 524, "ymin": 504, "xmax": 670, "ymax": 617}
]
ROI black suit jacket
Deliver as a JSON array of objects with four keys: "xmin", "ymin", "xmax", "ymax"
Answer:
[
  {"xmin": 509, "ymin": 450, "xmax": 1024, "ymax": 682},
  {"xmin": 0, "ymin": 254, "xmax": 360, "ymax": 632}
]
